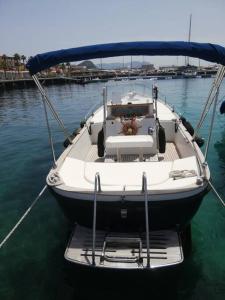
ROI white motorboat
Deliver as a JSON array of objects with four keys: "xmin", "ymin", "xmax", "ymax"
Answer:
[
  {"xmin": 26, "ymin": 41, "xmax": 225, "ymax": 269},
  {"xmin": 47, "ymin": 88, "xmax": 209, "ymax": 231}
]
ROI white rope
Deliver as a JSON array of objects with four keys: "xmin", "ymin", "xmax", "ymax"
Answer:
[
  {"xmin": 208, "ymin": 181, "xmax": 225, "ymax": 207},
  {"xmin": 0, "ymin": 185, "xmax": 47, "ymax": 249}
]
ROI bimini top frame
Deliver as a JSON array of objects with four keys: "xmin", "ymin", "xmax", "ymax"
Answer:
[{"xmin": 26, "ymin": 41, "xmax": 225, "ymax": 75}]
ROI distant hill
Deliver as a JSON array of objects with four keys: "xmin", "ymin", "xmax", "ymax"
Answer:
[
  {"xmin": 77, "ymin": 60, "xmax": 98, "ymax": 69},
  {"xmin": 96, "ymin": 61, "xmax": 151, "ymax": 70},
  {"xmin": 76, "ymin": 60, "xmax": 152, "ymax": 70}
]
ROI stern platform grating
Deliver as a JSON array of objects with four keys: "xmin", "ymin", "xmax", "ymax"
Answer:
[{"xmin": 65, "ymin": 225, "xmax": 183, "ymax": 269}]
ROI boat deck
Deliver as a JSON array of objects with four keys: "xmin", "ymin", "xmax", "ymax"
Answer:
[{"xmin": 86, "ymin": 142, "xmax": 180, "ymax": 162}]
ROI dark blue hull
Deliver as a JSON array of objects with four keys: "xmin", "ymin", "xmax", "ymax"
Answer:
[{"xmin": 50, "ymin": 187, "xmax": 209, "ymax": 231}]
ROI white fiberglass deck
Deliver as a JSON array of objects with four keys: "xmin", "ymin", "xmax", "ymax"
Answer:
[
  {"xmin": 57, "ymin": 154, "xmax": 200, "ymax": 193},
  {"xmin": 51, "ymin": 95, "xmax": 206, "ymax": 194},
  {"xmin": 65, "ymin": 225, "xmax": 183, "ymax": 269},
  {"xmin": 86, "ymin": 142, "xmax": 180, "ymax": 162}
]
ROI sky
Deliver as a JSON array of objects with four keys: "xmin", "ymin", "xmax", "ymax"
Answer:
[{"xmin": 1, "ymin": 0, "xmax": 225, "ymax": 67}]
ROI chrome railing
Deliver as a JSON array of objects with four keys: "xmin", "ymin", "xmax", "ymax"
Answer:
[
  {"xmin": 92, "ymin": 172, "xmax": 101, "ymax": 265},
  {"xmin": 142, "ymin": 172, "xmax": 150, "ymax": 268}
]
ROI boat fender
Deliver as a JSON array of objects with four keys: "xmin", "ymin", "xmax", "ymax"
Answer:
[
  {"xmin": 63, "ymin": 128, "xmax": 81, "ymax": 148},
  {"xmin": 152, "ymin": 85, "xmax": 158, "ymax": 100},
  {"xmin": 196, "ymin": 176, "xmax": 203, "ymax": 185},
  {"xmin": 73, "ymin": 127, "xmax": 81, "ymax": 136},
  {"xmin": 175, "ymin": 121, "xmax": 178, "ymax": 133},
  {"xmin": 80, "ymin": 120, "xmax": 86, "ymax": 128},
  {"xmin": 158, "ymin": 124, "xmax": 166, "ymax": 153},
  {"xmin": 193, "ymin": 136, "xmax": 205, "ymax": 148},
  {"xmin": 88, "ymin": 122, "xmax": 94, "ymax": 135},
  {"xmin": 180, "ymin": 116, "xmax": 194, "ymax": 136},
  {"xmin": 63, "ymin": 136, "xmax": 72, "ymax": 148},
  {"xmin": 97, "ymin": 128, "xmax": 105, "ymax": 157},
  {"xmin": 220, "ymin": 100, "xmax": 225, "ymax": 114}
]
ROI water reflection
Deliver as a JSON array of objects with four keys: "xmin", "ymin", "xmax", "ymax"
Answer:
[
  {"xmin": 63, "ymin": 257, "xmax": 202, "ymax": 300},
  {"xmin": 180, "ymin": 79, "xmax": 190, "ymax": 112}
]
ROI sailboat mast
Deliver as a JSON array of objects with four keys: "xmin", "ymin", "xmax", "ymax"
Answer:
[
  {"xmin": 186, "ymin": 14, "xmax": 192, "ymax": 66},
  {"xmin": 188, "ymin": 14, "xmax": 192, "ymax": 43}
]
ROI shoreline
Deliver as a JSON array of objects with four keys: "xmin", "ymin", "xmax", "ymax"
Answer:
[{"xmin": 0, "ymin": 73, "xmax": 215, "ymax": 90}]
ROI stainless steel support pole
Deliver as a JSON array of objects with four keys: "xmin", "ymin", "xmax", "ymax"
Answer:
[
  {"xmin": 204, "ymin": 88, "xmax": 219, "ymax": 162},
  {"xmin": 103, "ymin": 87, "xmax": 107, "ymax": 148},
  {"xmin": 32, "ymin": 75, "xmax": 72, "ymax": 142},
  {"xmin": 194, "ymin": 65, "xmax": 225, "ymax": 138},
  {"xmin": 92, "ymin": 172, "xmax": 101, "ymax": 265},
  {"xmin": 42, "ymin": 97, "xmax": 57, "ymax": 167},
  {"xmin": 142, "ymin": 172, "xmax": 150, "ymax": 268}
]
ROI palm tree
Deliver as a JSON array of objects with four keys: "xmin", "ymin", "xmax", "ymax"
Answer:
[
  {"xmin": 66, "ymin": 62, "xmax": 71, "ymax": 76},
  {"xmin": 21, "ymin": 55, "xmax": 26, "ymax": 68},
  {"xmin": 2, "ymin": 54, "xmax": 7, "ymax": 79},
  {"xmin": 60, "ymin": 63, "xmax": 66, "ymax": 76},
  {"xmin": 14, "ymin": 53, "xmax": 21, "ymax": 76}
]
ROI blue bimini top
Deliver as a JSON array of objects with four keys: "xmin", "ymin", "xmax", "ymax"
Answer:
[{"xmin": 26, "ymin": 41, "xmax": 225, "ymax": 75}]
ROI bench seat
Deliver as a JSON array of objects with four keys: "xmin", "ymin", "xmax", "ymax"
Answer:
[{"xmin": 106, "ymin": 135, "xmax": 154, "ymax": 149}]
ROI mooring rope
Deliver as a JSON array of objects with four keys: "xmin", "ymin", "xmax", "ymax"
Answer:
[
  {"xmin": 0, "ymin": 185, "xmax": 47, "ymax": 249},
  {"xmin": 208, "ymin": 181, "xmax": 225, "ymax": 207}
]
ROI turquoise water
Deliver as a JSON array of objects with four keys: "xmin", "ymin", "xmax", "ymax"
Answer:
[{"xmin": 0, "ymin": 78, "xmax": 225, "ymax": 299}]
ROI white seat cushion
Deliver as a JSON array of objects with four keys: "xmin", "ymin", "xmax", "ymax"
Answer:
[{"xmin": 106, "ymin": 135, "xmax": 154, "ymax": 149}]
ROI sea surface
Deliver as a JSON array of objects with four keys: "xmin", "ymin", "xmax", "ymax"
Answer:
[{"xmin": 0, "ymin": 78, "xmax": 225, "ymax": 300}]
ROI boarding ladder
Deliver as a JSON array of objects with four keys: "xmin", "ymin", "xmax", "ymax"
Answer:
[
  {"xmin": 91, "ymin": 172, "xmax": 150, "ymax": 267},
  {"xmin": 64, "ymin": 172, "xmax": 183, "ymax": 269}
]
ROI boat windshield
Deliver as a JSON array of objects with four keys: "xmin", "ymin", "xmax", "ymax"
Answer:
[{"xmin": 109, "ymin": 104, "xmax": 150, "ymax": 118}]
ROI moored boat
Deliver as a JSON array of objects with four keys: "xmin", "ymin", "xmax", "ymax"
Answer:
[
  {"xmin": 47, "ymin": 89, "xmax": 209, "ymax": 231},
  {"xmin": 26, "ymin": 41, "xmax": 225, "ymax": 269}
]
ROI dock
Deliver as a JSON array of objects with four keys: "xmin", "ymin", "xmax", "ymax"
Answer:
[{"xmin": 0, "ymin": 72, "xmax": 216, "ymax": 90}]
